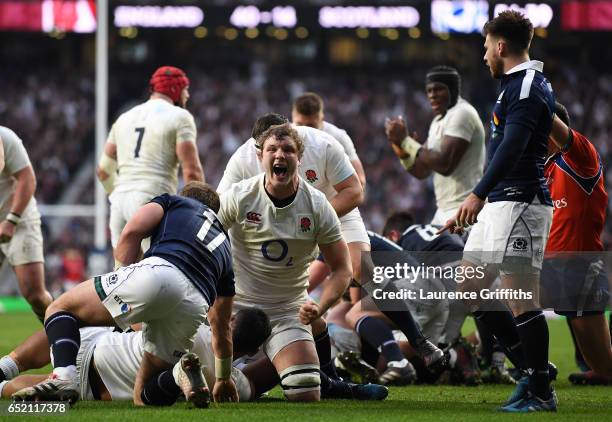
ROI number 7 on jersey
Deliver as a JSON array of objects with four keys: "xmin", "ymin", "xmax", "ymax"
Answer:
[{"xmin": 134, "ymin": 127, "xmax": 145, "ymax": 158}]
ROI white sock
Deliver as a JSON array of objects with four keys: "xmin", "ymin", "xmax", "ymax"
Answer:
[
  {"xmin": 172, "ymin": 361, "xmax": 181, "ymax": 385},
  {"xmin": 0, "ymin": 355, "xmax": 19, "ymax": 380},
  {"xmin": 492, "ymin": 351, "xmax": 506, "ymax": 368},
  {"xmin": 0, "ymin": 380, "xmax": 9, "ymax": 397},
  {"xmin": 388, "ymin": 359, "xmax": 409, "ymax": 369},
  {"xmin": 448, "ymin": 348, "xmax": 458, "ymax": 369},
  {"xmin": 53, "ymin": 365, "xmax": 77, "ymax": 380}
]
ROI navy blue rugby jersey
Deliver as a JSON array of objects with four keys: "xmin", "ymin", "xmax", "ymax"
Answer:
[
  {"xmin": 397, "ymin": 224, "xmax": 464, "ymax": 267},
  {"xmin": 474, "ymin": 60, "xmax": 554, "ymax": 204},
  {"xmin": 144, "ymin": 194, "xmax": 235, "ymax": 305}
]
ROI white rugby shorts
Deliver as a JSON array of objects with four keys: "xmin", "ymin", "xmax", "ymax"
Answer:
[
  {"xmin": 340, "ymin": 209, "xmax": 370, "ymax": 245},
  {"xmin": 463, "ymin": 199, "xmax": 552, "ymax": 270},
  {"xmin": 0, "ymin": 220, "xmax": 44, "ymax": 266},
  {"xmin": 94, "ymin": 256, "xmax": 209, "ymax": 364},
  {"xmin": 109, "ymin": 190, "xmax": 155, "ymax": 248},
  {"xmin": 233, "ymin": 300, "xmax": 313, "ymax": 361}
]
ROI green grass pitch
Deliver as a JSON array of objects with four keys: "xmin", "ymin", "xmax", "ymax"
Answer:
[{"xmin": 0, "ymin": 312, "xmax": 610, "ymax": 421}]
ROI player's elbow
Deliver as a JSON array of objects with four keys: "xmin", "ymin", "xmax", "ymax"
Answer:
[
  {"xmin": 349, "ymin": 185, "xmax": 364, "ymax": 207},
  {"xmin": 437, "ymin": 165, "xmax": 454, "ymax": 177},
  {"xmin": 436, "ymin": 158, "xmax": 458, "ymax": 176},
  {"xmin": 96, "ymin": 166, "xmax": 108, "ymax": 182}
]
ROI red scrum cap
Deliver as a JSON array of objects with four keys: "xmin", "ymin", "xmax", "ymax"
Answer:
[{"xmin": 149, "ymin": 66, "xmax": 190, "ymax": 104}]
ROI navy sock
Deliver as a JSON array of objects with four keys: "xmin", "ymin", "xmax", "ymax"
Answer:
[
  {"xmin": 475, "ymin": 316, "xmax": 497, "ymax": 366},
  {"xmin": 141, "ymin": 370, "xmax": 181, "ymax": 406},
  {"xmin": 473, "ymin": 304, "xmax": 526, "ymax": 371},
  {"xmin": 515, "ymin": 310, "xmax": 550, "ymax": 400},
  {"xmin": 319, "ymin": 370, "xmax": 353, "ymax": 399},
  {"xmin": 45, "ymin": 311, "xmax": 80, "ymax": 369},
  {"xmin": 355, "ymin": 316, "xmax": 404, "ymax": 363},
  {"xmin": 361, "ymin": 280, "xmax": 425, "ymax": 345},
  {"xmin": 314, "ymin": 328, "xmax": 339, "ymax": 380}
]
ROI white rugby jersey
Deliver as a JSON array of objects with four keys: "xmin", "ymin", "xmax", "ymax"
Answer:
[
  {"xmin": 218, "ymin": 174, "xmax": 343, "ymax": 307},
  {"xmin": 108, "ymin": 98, "xmax": 197, "ymax": 196},
  {"xmin": 217, "ymin": 125, "xmax": 353, "ymax": 200},
  {"xmin": 91, "ymin": 325, "xmax": 238, "ymax": 401},
  {"xmin": 0, "ymin": 126, "xmax": 40, "ymax": 223},
  {"xmin": 426, "ymin": 98, "xmax": 485, "ymax": 213},
  {"xmin": 320, "ymin": 121, "xmax": 359, "ymax": 162}
]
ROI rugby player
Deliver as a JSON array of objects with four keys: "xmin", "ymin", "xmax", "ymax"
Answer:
[
  {"xmin": 96, "ymin": 66, "xmax": 204, "ymax": 255},
  {"xmin": 13, "ymin": 182, "xmax": 237, "ymax": 406},
  {"xmin": 442, "ymin": 11, "xmax": 557, "ymax": 412},
  {"xmin": 292, "ymin": 92, "xmax": 366, "ymax": 188},
  {"xmin": 0, "ymin": 126, "xmax": 52, "ymax": 321},
  {"xmin": 385, "ymin": 66, "xmax": 485, "ymax": 225},
  {"xmin": 217, "ymin": 123, "xmax": 352, "ymax": 402}
]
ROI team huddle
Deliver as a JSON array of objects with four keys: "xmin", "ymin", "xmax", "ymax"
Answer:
[{"xmin": 0, "ymin": 11, "xmax": 610, "ymax": 414}]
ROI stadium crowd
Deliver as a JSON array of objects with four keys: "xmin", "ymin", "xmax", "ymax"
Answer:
[{"xmin": 1, "ymin": 59, "xmax": 611, "ymax": 285}]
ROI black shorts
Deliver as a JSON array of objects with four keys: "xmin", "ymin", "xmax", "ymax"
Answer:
[{"xmin": 540, "ymin": 255, "xmax": 610, "ymax": 317}]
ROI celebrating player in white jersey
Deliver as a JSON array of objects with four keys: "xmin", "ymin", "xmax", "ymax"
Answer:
[
  {"xmin": 291, "ymin": 92, "xmax": 366, "ymax": 188},
  {"xmin": 219, "ymin": 114, "xmax": 446, "ymax": 374},
  {"xmin": 218, "ymin": 113, "xmax": 368, "ymax": 285},
  {"xmin": 96, "ymin": 66, "xmax": 204, "ymax": 249},
  {"xmin": 218, "ymin": 123, "xmax": 353, "ymax": 402},
  {"xmin": 386, "ymin": 66, "xmax": 485, "ymax": 225},
  {"xmin": 0, "ymin": 126, "xmax": 52, "ymax": 321}
]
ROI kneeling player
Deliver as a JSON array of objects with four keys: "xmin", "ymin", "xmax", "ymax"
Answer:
[{"xmin": 218, "ymin": 123, "xmax": 352, "ymax": 402}]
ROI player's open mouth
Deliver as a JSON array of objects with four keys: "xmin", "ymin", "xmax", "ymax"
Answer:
[{"xmin": 273, "ymin": 164, "xmax": 288, "ymax": 177}]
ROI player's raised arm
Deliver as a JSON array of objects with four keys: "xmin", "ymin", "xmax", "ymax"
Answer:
[
  {"xmin": 114, "ymin": 201, "xmax": 164, "ymax": 266},
  {"xmin": 549, "ymin": 114, "xmax": 572, "ymax": 150},
  {"xmin": 208, "ymin": 295, "xmax": 239, "ymax": 403}
]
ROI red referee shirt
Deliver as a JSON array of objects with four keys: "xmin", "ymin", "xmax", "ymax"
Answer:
[{"xmin": 544, "ymin": 129, "xmax": 607, "ymax": 252}]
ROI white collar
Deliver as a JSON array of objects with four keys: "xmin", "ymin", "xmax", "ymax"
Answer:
[{"xmin": 506, "ymin": 60, "xmax": 544, "ymax": 75}]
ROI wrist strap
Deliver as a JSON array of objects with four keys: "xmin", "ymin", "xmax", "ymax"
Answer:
[
  {"xmin": 6, "ymin": 212, "xmax": 20, "ymax": 225},
  {"xmin": 215, "ymin": 356, "xmax": 233, "ymax": 380}
]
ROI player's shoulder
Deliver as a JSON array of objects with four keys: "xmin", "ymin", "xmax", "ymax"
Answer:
[
  {"xmin": 322, "ymin": 121, "xmax": 348, "ymax": 137},
  {"xmin": 294, "ymin": 124, "xmax": 336, "ymax": 148},
  {"xmin": 0, "ymin": 125, "xmax": 21, "ymax": 145},
  {"xmin": 447, "ymin": 98, "xmax": 481, "ymax": 122},
  {"xmin": 158, "ymin": 101, "xmax": 194, "ymax": 123},
  {"xmin": 234, "ymin": 138, "xmax": 257, "ymax": 158},
  {"xmin": 226, "ymin": 173, "xmax": 263, "ymax": 197},
  {"xmin": 367, "ymin": 230, "xmax": 402, "ymax": 251},
  {"xmin": 451, "ymin": 98, "xmax": 479, "ymax": 116},
  {"xmin": 505, "ymin": 63, "xmax": 552, "ymax": 100}
]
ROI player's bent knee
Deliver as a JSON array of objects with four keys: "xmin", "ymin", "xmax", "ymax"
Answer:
[{"xmin": 279, "ymin": 364, "xmax": 321, "ymax": 402}]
